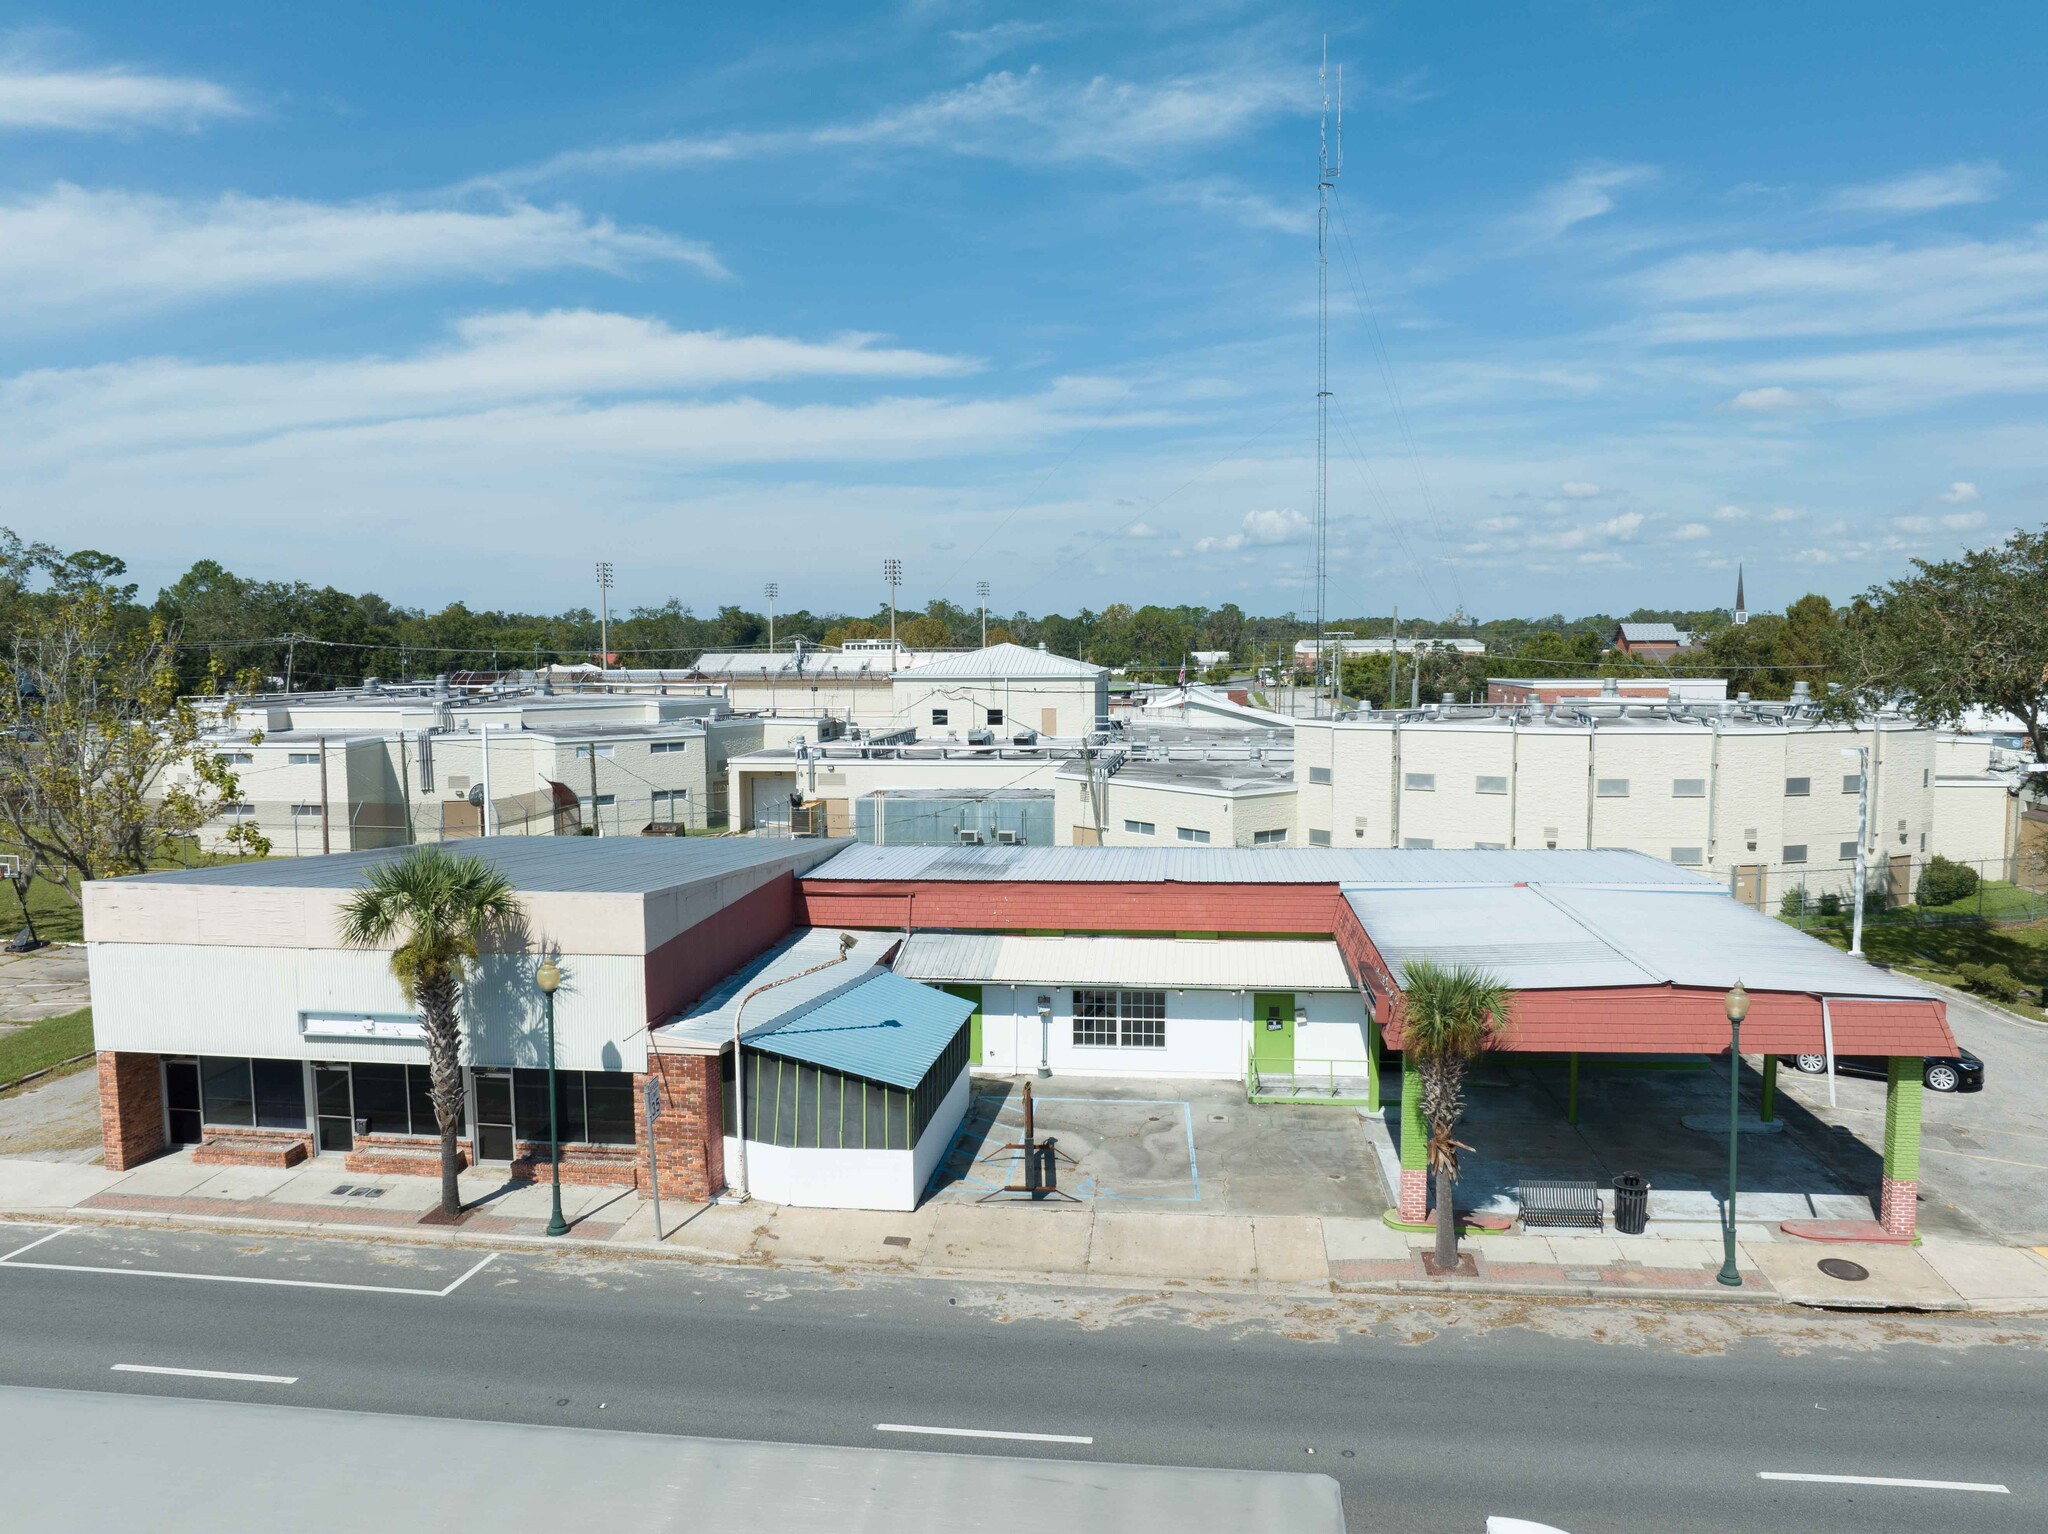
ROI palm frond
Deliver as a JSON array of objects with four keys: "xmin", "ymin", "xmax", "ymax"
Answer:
[{"xmin": 1398, "ymin": 957, "xmax": 1512, "ymax": 1064}]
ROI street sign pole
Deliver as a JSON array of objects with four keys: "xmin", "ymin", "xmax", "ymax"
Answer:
[{"xmin": 643, "ymin": 1076, "xmax": 664, "ymax": 1242}]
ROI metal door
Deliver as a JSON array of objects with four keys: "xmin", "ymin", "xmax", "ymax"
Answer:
[
  {"xmin": 162, "ymin": 1058, "xmax": 201, "ymax": 1145},
  {"xmin": 1888, "ymin": 853, "xmax": 1913, "ymax": 906},
  {"xmin": 314, "ymin": 1063, "xmax": 354, "ymax": 1152},
  {"xmin": 943, "ymin": 983, "xmax": 985, "ymax": 1066},
  {"xmin": 1252, "ymin": 992, "xmax": 1295, "ymax": 1074},
  {"xmin": 1733, "ymin": 864, "xmax": 1766, "ymax": 908},
  {"xmin": 473, "ymin": 1069, "xmax": 514, "ymax": 1162}
]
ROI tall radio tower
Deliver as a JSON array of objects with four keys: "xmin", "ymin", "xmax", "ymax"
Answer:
[{"xmin": 1314, "ymin": 42, "xmax": 1341, "ymax": 717}]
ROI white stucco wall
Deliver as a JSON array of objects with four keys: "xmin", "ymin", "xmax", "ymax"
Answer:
[{"xmin": 971, "ymin": 984, "xmax": 1365, "ymax": 1080}]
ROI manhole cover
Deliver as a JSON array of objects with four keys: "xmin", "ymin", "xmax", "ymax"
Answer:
[
  {"xmin": 1817, "ymin": 1258, "xmax": 1870, "ymax": 1282},
  {"xmin": 1209, "ymin": 1115, "xmax": 1228, "ymax": 1123}
]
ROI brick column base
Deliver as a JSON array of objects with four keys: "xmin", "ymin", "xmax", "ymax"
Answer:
[
  {"xmin": 1398, "ymin": 1168, "xmax": 1430, "ymax": 1224},
  {"xmin": 638, "ymin": 1053, "xmax": 725, "ymax": 1203},
  {"xmin": 98, "ymin": 1051, "xmax": 167, "ymax": 1171},
  {"xmin": 1879, "ymin": 1176, "xmax": 1918, "ymax": 1239}
]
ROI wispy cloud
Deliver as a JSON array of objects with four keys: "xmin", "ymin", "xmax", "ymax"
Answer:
[
  {"xmin": 1514, "ymin": 163, "xmax": 1657, "ymax": 242},
  {"xmin": 0, "ymin": 186, "xmax": 722, "ymax": 324},
  {"xmin": 486, "ymin": 63, "xmax": 1307, "ymax": 189},
  {"xmin": 0, "ymin": 34, "xmax": 244, "ymax": 132},
  {"xmin": 1160, "ymin": 177, "xmax": 1311, "ymax": 234},
  {"xmin": 1831, "ymin": 161, "xmax": 2005, "ymax": 214}
]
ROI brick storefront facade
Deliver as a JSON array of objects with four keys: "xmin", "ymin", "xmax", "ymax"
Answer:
[
  {"xmin": 97, "ymin": 1051, "xmax": 166, "ymax": 1171},
  {"xmin": 639, "ymin": 1053, "xmax": 725, "ymax": 1203}
]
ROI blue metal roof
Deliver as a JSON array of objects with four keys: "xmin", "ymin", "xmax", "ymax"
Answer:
[{"xmin": 745, "ymin": 970, "xmax": 974, "ymax": 1090}]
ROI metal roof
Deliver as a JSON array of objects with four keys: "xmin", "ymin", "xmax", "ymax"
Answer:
[
  {"xmin": 1615, "ymin": 622, "xmax": 1684, "ymax": 643},
  {"xmin": 656, "ymin": 928, "xmax": 904, "ymax": 1051},
  {"xmin": 806, "ymin": 844, "xmax": 1717, "ymax": 887},
  {"xmin": 693, "ymin": 651, "xmax": 900, "ymax": 679},
  {"xmin": 745, "ymin": 969, "xmax": 975, "ymax": 1089},
  {"xmin": 896, "ymin": 933, "xmax": 1353, "ymax": 990},
  {"xmin": 1343, "ymin": 884, "xmax": 1928, "ymax": 999},
  {"xmin": 109, "ymin": 836, "xmax": 851, "ymax": 895},
  {"xmin": 896, "ymin": 642, "xmax": 1106, "ymax": 681}
]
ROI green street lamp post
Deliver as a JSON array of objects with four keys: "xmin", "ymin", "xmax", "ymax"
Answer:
[
  {"xmin": 537, "ymin": 957, "xmax": 569, "ymax": 1238},
  {"xmin": 1718, "ymin": 980, "xmax": 1750, "ymax": 1287}
]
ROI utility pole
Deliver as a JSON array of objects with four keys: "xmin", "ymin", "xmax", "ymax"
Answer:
[
  {"xmin": 883, "ymin": 558, "xmax": 903, "ymax": 656},
  {"xmin": 587, "ymin": 741, "xmax": 601, "ymax": 838},
  {"xmin": 317, "ymin": 736, "xmax": 331, "ymax": 854},
  {"xmin": 1312, "ymin": 40, "xmax": 1342, "ymax": 721},
  {"xmin": 976, "ymin": 580, "xmax": 989, "ymax": 648},
  {"xmin": 595, "ymin": 561, "xmax": 614, "ymax": 678},
  {"xmin": 764, "ymin": 582, "xmax": 778, "ymax": 651},
  {"xmin": 1388, "ymin": 607, "xmax": 1400, "ymax": 713}
]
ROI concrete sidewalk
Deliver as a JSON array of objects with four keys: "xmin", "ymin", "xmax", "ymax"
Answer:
[{"xmin": 6, "ymin": 1148, "xmax": 2047, "ymax": 1313}]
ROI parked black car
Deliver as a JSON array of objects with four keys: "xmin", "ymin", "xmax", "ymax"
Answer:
[{"xmin": 1784, "ymin": 1047, "xmax": 1984, "ymax": 1093}]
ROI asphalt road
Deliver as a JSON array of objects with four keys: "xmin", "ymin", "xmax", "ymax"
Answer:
[{"xmin": 2, "ymin": 1220, "xmax": 2043, "ymax": 1533}]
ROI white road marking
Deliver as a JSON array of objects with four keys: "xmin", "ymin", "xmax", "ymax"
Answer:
[
  {"xmin": 0, "ymin": 1227, "xmax": 71, "ymax": 1263},
  {"xmin": 112, "ymin": 1364, "xmax": 298, "ymax": 1385},
  {"xmin": 1759, "ymin": 1472, "xmax": 2010, "ymax": 1494},
  {"xmin": 0, "ymin": 1232, "xmax": 501, "ymax": 1298},
  {"xmin": 876, "ymin": 1423, "xmax": 1094, "ymax": 1446}
]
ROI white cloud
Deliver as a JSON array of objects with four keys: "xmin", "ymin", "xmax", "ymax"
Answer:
[
  {"xmin": 1831, "ymin": 161, "xmax": 2005, "ymax": 214},
  {"xmin": 1559, "ymin": 480, "xmax": 1603, "ymax": 498},
  {"xmin": 1515, "ymin": 164, "xmax": 1656, "ymax": 242},
  {"xmin": 0, "ymin": 36, "xmax": 244, "ymax": 132},
  {"xmin": 1528, "ymin": 510, "xmax": 1643, "ymax": 553},
  {"xmin": 1714, "ymin": 505, "xmax": 1750, "ymax": 521},
  {"xmin": 1195, "ymin": 506, "xmax": 1309, "ymax": 553},
  {"xmin": 494, "ymin": 63, "xmax": 1306, "ymax": 188},
  {"xmin": 1939, "ymin": 480, "xmax": 1981, "ymax": 503},
  {"xmin": 1669, "ymin": 522, "xmax": 1711, "ymax": 541},
  {"xmin": 1942, "ymin": 510, "xmax": 1986, "ymax": 531},
  {"xmin": 1767, "ymin": 506, "xmax": 1804, "ymax": 523},
  {"xmin": 1576, "ymin": 550, "xmax": 1629, "ymax": 567},
  {"xmin": 1161, "ymin": 178, "xmax": 1312, "ymax": 235},
  {"xmin": 1120, "ymin": 520, "xmax": 1167, "ymax": 539},
  {"xmin": 0, "ymin": 186, "xmax": 721, "ymax": 324},
  {"xmin": 1727, "ymin": 386, "xmax": 1826, "ymax": 413}
]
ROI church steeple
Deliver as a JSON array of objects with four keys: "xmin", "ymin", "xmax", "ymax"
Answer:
[{"xmin": 1733, "ymin": 563, "xmax": 1749, "ymax": 625}]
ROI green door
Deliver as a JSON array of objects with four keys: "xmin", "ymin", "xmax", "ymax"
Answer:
[
  {"xmin": 1252, "ymin": 991, "xmax": 1295, "ymax": 1074},
  {"xmin": 942, "ymin": 983, "xmax": 984, "ymax": 1067}
]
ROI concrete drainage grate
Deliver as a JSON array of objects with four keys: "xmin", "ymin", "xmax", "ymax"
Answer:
[
  {"xmin": 328, "ymin": 1184, "xmax": 386, "ymax": 1200},
  {"xmin": 1817, "ymin": 1257, "xmax": 1870, "ymax": 1282},
  {"xmin": 882, "ymin": 1236, "xmax": 910, "ymax": 1248}
]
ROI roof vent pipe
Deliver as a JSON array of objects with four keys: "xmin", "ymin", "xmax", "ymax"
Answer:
[
  {"xmin": 1601, "ymin": 675, "xmax": 1620, "ymax": 698},
  {"xmin": 1737, "ymin": 691, "xmax": 1752, "ymax": 704},
  {"xmin": 1790, "ymin": 679, "xmax": 1812, "ymax": 703}
]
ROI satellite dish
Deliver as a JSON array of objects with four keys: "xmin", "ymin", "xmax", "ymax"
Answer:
[{"xmin": 466, "ymin": 784, "xmax": 485, "ymax": 806}]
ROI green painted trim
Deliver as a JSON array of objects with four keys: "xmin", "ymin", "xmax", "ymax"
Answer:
[
  {"xmin": 1567, "ymin": 1052, "xmax": 1579, "ymax": 1125},
  {"xmin": 1399, "ymin": 1055, "xmax": 1427, "ymax": 1171},
  {"xmin": 1760, "ymin": 1056, "xmax": 1778, "ymax": 1123},
  {"xmin": 1249, "ymin": 1092, "xmax": 1375, "ymax": 1107},
  {"xmin": 1365, "ymin": 1020, "xmax": 1382, "ymax": 1113},
  {"xmin": 1884, "ymin": 1055, "xmax": 1923, "ymax": 1181},
  {"xmin": 1175, "ymin": 931, "xmax": 1220, "ymax": 941}
]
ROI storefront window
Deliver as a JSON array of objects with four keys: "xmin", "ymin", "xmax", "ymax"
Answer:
[{"xmin": 200, "ymin": 1057, "xmax": 254, "ymax": 1126}]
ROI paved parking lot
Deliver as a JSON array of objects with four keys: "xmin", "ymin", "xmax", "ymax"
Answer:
[
  {"xmin": 926, "ymin": 1076, "xmax": 1386, "ymax": 1217},
  {"xmin": 0, "ymin": 947, "xmax": 89, "ymax": 1026},
  {"xmin": 1773, "ymin": 988, "xmax": 2048, "ymax": 1245}
]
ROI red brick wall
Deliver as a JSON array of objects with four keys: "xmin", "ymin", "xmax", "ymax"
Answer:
[
  {"xmin": 798, "ymin": 880, "xmax": 1341, "ymax": 936},
  {"xmin": 639, "ymin": 1053, "xmax": 725, "ymax": 1202},
  {"xmin": 98, "ymin": 1051, "xmax": 166, "ymax": 1171},
  {"xmin": 643, "ymin": 872, "xmax": 798, "ymax": 1024}
]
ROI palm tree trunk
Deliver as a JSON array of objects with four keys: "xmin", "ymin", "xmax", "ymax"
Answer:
[
  {"xmin": 1434, "ymin": 1164, "xmax": 1457, "ymax": 1268},
  {"xmin": 419, "ymin": 970, "xmax": 464, "ymax": 1217}
]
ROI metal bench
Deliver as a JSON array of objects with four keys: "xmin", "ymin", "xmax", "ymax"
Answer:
[{"xmin": 1518, "ymin": 1177, "xmax": 1603, "ymax": 1231}]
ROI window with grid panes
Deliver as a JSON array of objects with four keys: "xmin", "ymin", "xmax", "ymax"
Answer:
[{"xmin": 1072, "ymin": 989, "xmax": 1119, "ymax": 1047}]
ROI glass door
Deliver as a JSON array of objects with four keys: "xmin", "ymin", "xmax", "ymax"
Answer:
[
  {"xmin": 473, "ymin": 1069, "xmax": 514, "ymax": 1162},
  {"xmin": 162, "ymin": 1059, "xmax": 201, "ymax": 1145},
  {"xmin": 314, "ymin": 1063, "xmax": 355, "ymax": 1152}
]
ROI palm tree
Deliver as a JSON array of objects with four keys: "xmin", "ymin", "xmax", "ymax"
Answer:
[
  {"xmin": 338, "ymin": 848, "xmax": 521, "ymax": 1216},
  {"xmin": 1399, "ymin": 957, "xmax": 1512, "ymax": 1270}
]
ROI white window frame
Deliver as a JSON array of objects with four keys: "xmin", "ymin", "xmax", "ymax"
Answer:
[
  {"xmin": 573, "ymin": 744, "xmax": 616, "ymax": 760},
  {"xmin": 1672, "ymin": 778, "xmax": 1706, "ymax": 798},
  {"xmin": 1784, "ymin": 776, "xmax": 1811, "ymax": 797},
  {"xmin": 1475, "ymin": 775, "xmax": 1507, "ymax": 795},
  {"xmin": 1072, "ymin": 988, "xmax": 1166, "ymax": 1050},
  {"xmin": 1671, "ymin": 846, "xmax": 1704, "ymax": 866},
  {"xmin": 1307, "ymin": 829, "xmax": 1332, "ymax": 847},
  {"xmin": 1308, "ymin": 766, "xmax": 1332, "ymax": 785},
  {"xmin": 286, "ymin": 751, "xmax": 320, "ymax": 766},
  {"xmin": 1252, "ymin": 828, "xmax": 1287, "ymax": 846},
  {"xmin": 1595, "ymin": 778, "xmax": 1630, "ymax": 798},
  {"xmin": 650, "ymin": 741, "xmax": 689, "ymax": 755},
  {"xmin": 1403, "ymin": 772, "xmax": 1436, "ymax": 791},
  {"xmin": 1176, "ymin": 826, "xmax": 1210, "ymax": 844},
  {"xmin": 1783, "ymin": 843, "xmax": 1809, "ymax": 864},
  {"xmin": 931, "ymin": 709, "xmax": 949, "ymax": 726},
  {"xmin": 289, "ymin": 803, "xmax": 321, "ymax": 817},
  {"xmin": 1123, "ymin": 819, "xmax": 1155, "ymax": 836}
]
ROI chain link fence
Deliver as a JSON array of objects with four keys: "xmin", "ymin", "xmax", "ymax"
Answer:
[{"xmin": 1734, "ymin": 854, "xmax": 2046, "ymax": 930}]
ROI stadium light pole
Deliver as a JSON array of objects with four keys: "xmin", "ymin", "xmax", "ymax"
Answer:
[
  {"xmin": 976, "ymin": 580, "xmax": 989, "ymax": 648},
  {"xmin": 883, "ymin": 558, "xmax": 903, "ymax": 656},
  {"xmin": 764, "ymin": 582, "xmax": 779, "ymax": 652},
  {"xmin": 594, "ymin": 561, "xmax": 614, "ymax": 678}
]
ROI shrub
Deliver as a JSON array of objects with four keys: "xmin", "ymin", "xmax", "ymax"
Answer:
[
  {"xmin": 1814, "ymin": 890, "xmax": 1843, "ymax": 918},
  {"xmin": 1958, "ymin": 962, "xmax": 2023, "ymax": 1002},
  {"xmin": 1916, "ymin": 855, "xmax": 1980, "ymax": 909},
  {"xmin": 1780, "ymin": 887, "xmax": 1808, "ymax": 916}
]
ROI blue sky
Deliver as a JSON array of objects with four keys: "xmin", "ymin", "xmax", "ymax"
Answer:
[{"xmin": 1, "ymin": 3, "xmax": 2043, "ymax": 622}]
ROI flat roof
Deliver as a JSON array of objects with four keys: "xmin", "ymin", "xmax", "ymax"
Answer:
[
  {"xmin": 1344, "ymin": 883, "xmax": 1927, "ymax": 999},
  {"xmin": 107, "ymin": 836, "xmax": 852, "ymax": 896},
  {"xmin": 657, "ymin": 928, "xmax": 904, "ymax": 1052},
  {"xmin": 807, "ymin": 844, "xmax": 1717, "ymax": 887},
  {"xmin": 1056, "ymin": 757, "xmax": 1293, "ymax": 795}
]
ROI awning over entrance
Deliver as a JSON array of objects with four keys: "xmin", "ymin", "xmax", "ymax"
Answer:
[{"xmin": 1432, "ymin": 987, "xmax": 1957, "ymax": 1057}]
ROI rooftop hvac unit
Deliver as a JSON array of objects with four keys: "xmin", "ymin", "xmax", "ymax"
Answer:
[
  {"xmin": 994, "ymin": 828, "xmax": 1023, "ymax": 845},
  {"xmin": 956, "ymin": 828, "xmax": 986, "ymax": 845},
  {"xmin": 966, "ymin": 727, "xmax": 995, "ymax": 746}
]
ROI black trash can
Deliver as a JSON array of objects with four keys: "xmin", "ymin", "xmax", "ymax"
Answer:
[{"xmin": 1613, "ymin": 1171, "xmax": 1650, "ymax": 1235}]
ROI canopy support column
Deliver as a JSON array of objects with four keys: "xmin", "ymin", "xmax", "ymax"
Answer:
[
  {"xmin": 1397, "ymin": 1053, "xmax": 1428, "ymax": 1223},
  {"xmin": 1881, "ymin": 1056, "xmax": 1922, "ymax": 1240}
]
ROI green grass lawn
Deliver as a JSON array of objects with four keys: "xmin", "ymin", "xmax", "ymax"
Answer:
[
  {"xmin": 1796, "ymin": 912, "xmax": 2048, "ymax": 1023},
  {"xmin": 0, "ymin": 836, "xmax": 266, "ymax": 944},
  {"xmin": 0, "ymin": 1006, "xmax": 95, "ymax": 1091}
]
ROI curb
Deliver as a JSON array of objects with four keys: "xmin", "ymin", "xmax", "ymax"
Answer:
[
  {"xmin": 0, "ymin": 1197, "xmax": 1916, "ymax": 1314},
  {"xmin": 1915, "ymin": 975, "xmax": 2048, "ymax": 1031}
]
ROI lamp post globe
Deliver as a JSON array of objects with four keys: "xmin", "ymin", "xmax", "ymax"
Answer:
[
  {"xmin": 1717, "ymin": 981, "xmax": 1750, "ymax": 1287},
  {"xmin": 537, "ymin": 958, "xmax": 569, "ymax": 1237}
]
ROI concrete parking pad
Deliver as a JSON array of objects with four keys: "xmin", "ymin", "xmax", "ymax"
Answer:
[
  {"xmin": 0, "ymin": 949, "xmax": 91, "ymax": 1023},
  {"xmin": 1251, "ymin": 1216, "xmax": 1329, "ymax": 1283},
  {"xmin": 1747, "ymin": 1241, "xmax": 1965, "ymax": 1309},
  {"xmin": 1091, "ymin": 1210, "xmax": 1255, "ymax": 1283},
  {"xmin": 0, "ymin": 1161, "xmax": 122, "ymax": 1209},
  {"xmin": 1917, "ymin": 1240, "xmax": 2048, "ymax": 1305},
  {"xmin": 925, "ymin": 1201, "xmax": 1094, "ymax": 1274}
]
